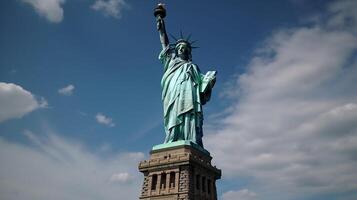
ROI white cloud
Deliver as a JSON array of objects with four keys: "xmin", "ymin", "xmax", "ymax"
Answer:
[
  {"xmin": 0, "ymin": 82, "xmax": 47, "ymax": 123},
  {"xmin": 96, "ymin": 113, "xmax": 115, "ymax": 127},
  {"xmin": 0, "ymin": 130, "xmax": 144, "ymax": 200},
  {"xmin": 22, "ymin": 0, "xmax": 65, "ymax": 23},
  {"xmin": 222, "ymin": 189, "xmax": 257, "ymax": 200},
  {"xmin": 206, "ymin": 0, "xmax": 357, "ymax": 199},
  {"xmin": 91, "ymin": 0, "xmax": 127, "ymax": 19},
  {"xmin": 109, "ymin": 172, "xmax": 132, "ymax": 183},
  {"xmin": 58, "ymin": 84, "xmax": 75, "ymax": 96}
]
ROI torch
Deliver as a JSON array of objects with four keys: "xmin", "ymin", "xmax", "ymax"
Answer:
[{"xmin": 154, "ymin": 3, "xmax": 166, "ymax": 20}]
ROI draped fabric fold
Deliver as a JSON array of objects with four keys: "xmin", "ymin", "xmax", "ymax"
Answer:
[{"xmin": 159, "ymin": 46, "xmax": 215, "ymax": 147}]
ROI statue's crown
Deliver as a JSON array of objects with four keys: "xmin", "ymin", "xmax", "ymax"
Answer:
[
  {"xmin": 175, "ymin": 39, "xmax": 192, "ymax": 48},
  {"xmin": 170, "ymin": 32, "xmax": 198, "ymax": 49}
]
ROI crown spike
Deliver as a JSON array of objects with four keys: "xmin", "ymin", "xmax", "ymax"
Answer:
[
  {"xmin": 190, "ymin": 40, "xmax": 198, "ymax": 45},
  {"xmin": 180, "ymin": 30, "xmax": 184, "ymax": 39},
  {"xmin": 186, "ymin": 33, "xmax": 192, "ymax": 41},
  {"xmin": 169, "ymin": 33, "xmax": 178, "ymax": 41}
]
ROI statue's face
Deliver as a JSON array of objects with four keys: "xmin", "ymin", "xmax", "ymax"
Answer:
[{"xmin": 176, "ymin": 43, "xmax": 191, "ymax": 60}]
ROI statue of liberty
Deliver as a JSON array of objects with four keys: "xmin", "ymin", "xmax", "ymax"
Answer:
[{"xmin": 154, "ymin": 4, "xmax": 216, "ymax": 148}]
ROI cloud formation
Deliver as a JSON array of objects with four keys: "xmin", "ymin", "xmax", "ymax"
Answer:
[
  {"xmin": 91, "ymin": 0, "xmax": 127, "ymax": 19},
  {"xmin": 22, "ymin": 0, "xmax": 65, "ymax": 23},
  {"xmin": 0, "ymin": 82, "xmax": 47, "ymax": 123},
  {"xmin": 58, "ymin": 84, "xmax": 75, "ymax": 96},
  {"xmin": 0, "ymin": 130, "xmax": 144, "ymax": 200},
  {"xmin": 206, "ymin": 0, "xmax": 357, "ymax": 199},
  {"xmin": 96, "ymin": 113, "xmax": 115, "ymax": 127},
  {"xmin": 109, "ymin": 172, "xmax": 132, "ymax": 183},
  {"xmin": 222, "ymin": 189, "xmax": 257, "ymax": 200}
]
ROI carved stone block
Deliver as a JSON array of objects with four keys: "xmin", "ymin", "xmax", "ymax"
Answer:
[{"xmin": 138, "ymin": 144, "xmax": 221, "ymax": 200}]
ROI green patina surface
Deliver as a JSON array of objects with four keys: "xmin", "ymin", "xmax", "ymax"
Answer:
[
  {"xmin": 152, "ymin": 140, "xmax": 210, "ymax": 155},
  {"xmin": 159, "ymin": 46, "xmax": 216, "ymax": 149},
  {"xmin": 155, "ymin": 6, "xmax": 216, "ymax": 152}
]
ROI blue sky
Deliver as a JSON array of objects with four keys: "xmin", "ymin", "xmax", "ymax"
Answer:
[{"xmin": 1, "ymin": 0, "xmax": 357, "ymax": 200}]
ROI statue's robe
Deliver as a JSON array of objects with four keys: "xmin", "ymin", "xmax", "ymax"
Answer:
[{"xmin": 159, "ymin": 46, "xmax": 215, "ymax": 147}]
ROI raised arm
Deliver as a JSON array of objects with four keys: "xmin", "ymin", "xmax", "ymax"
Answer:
[
  {"xmin": 154, "ymin": 4, "xmax": 169, "ymax": 50},
  {"xmin": 157, "ymin": 18, "xmax": 169, "ymax": 49}
]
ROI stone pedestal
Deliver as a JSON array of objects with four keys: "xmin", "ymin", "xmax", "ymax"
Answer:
[{"xmin": 138, "ymin": 144, "xmax": 221, "ymax": 200}]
